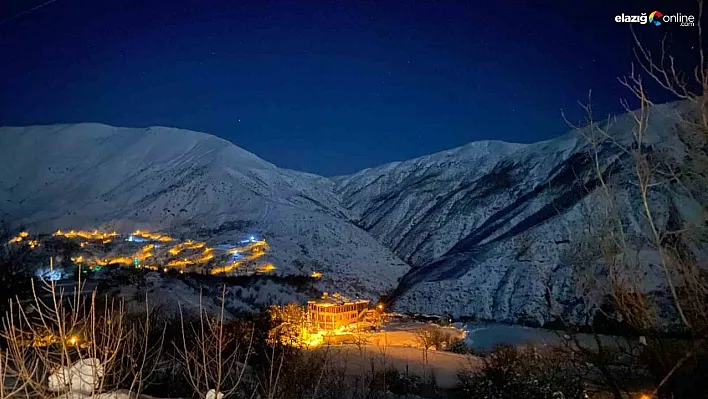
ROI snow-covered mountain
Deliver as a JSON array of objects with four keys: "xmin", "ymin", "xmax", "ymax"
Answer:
[
  {"xmin": 334, "ymin": 100, "xmax": 695, "ymax": 325},
  {"xmin": 0, "ymin": 123, "xmax": 410, "ymax": 300},
  {"xmin": 0, "ymin": 101, "xmax": 696, "ymax": 325}
]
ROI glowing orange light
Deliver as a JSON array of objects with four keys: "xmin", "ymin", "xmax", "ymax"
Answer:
[
  {"xmin": 132, "ymin": 230, "xmax": 174, "ymax": 242},
  {"xmin": 8, "ymin": 231, "xmax": 29, "ymax": 244},
  {"xmin": 211, "ymin": 261, "xmax": 242, "ymax": 275},
  {"xmin": 257, "ymin": 263, "xmax": 276, "ymax": 273}
]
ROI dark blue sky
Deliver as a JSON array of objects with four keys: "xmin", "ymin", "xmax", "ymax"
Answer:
[{"xmin": 0, "ymin": 0, "xmax": 698, "ymax": 175}]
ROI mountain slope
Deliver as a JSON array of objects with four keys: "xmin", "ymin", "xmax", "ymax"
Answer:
[
  {"xmin": 1, "ymin": 101, "xmax": 696, "ymax": 325},
  {"xmin": 334, "ymin": 101, "xmax": 693, "ymax": 325},
  {"xmin": 0, "ymin": 123, "xmax": 410, "ymax": 299}
]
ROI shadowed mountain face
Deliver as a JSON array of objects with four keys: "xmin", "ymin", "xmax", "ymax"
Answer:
[
  {"xmin": 334, "ymin": 101, "xmax": 694, "ymax": 325},
  {"xmin": 0, "ymin": 101, "xmax": 695, "ymax": 325}
]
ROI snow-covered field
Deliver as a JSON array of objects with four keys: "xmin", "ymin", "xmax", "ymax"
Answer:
[{"xmin": 323, "ymin": 344, "xmax": 478, "ymax": 389}]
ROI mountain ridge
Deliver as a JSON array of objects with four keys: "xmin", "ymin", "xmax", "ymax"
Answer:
[
  {"xmin": 1, "ymin": 100, "xmax": 694, "ymax": 324},
  {"xmin": 333, "ymin": 100, "xmax": 692, "ymax": 324},
  {"xmin": 0, "ymin": 123, "xmax": 410, "ymax": 302}
]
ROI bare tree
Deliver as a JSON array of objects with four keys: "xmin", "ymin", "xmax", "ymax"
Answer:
[
  {"xmin": 351, "ymin": 323, "xmax": 371, "ymax": 356},
  {"xmin": 414, "ymin": 325, "xmax": 445, "ymax": 365},
  {"xmin": 176, "ymin": 286, "xmax": 253, "ymax": 398},
  {"xmin": 0, "ymin": 224, "xmax": 35, "ymax": 314},
  {"xmin": 268, "ymin": 303, "xmax": 309, "ymax": 348},
  {"xmin": 563, "ymin": 4, "xmax": 708, "ymax": 396},
  {"xmin": 0, "ymin": 268, "xmax": 164, "ymax": 398}
]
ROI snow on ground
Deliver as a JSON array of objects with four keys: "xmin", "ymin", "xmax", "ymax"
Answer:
[
  {"xmin": 372, "ymin": 321, "xmax": 466, "ymax": 348},
  {"xmin": 304, "ymin": 320, "xmax": 473, "ymax": 388},
  {"xmin": 114, "ymin": 275, "xmax": 238, "ymax": 318},
  {"xmin": 314, "ymin": 344, "xmax": 479, "ymax": 389},
  {"xmin": 105, "ymin": 271, "xmax": 312, "ymax": 318}
]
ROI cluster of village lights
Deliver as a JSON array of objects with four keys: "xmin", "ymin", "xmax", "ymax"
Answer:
[
  {"xmin": 9, "ymin": 229, "xmax": 316, "ymax": 278},
  {"xmin": 13, "ymin": 229, "xmax": 330, "ymax": 281}
]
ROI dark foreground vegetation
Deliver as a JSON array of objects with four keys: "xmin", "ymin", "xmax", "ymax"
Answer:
[{"xmin": 0, "ymin": 229, "xmax": 707, "ymax": 399}]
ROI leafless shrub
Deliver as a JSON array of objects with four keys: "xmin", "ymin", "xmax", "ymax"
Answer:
[
  {"xmin": 176, "ymin": 286, "xmax": 253, "ymax": 398},
  {"xmin": 267, "ymin": 303, "xmax": 309, "ymax": 348},
  {"xmin": 413, "ymin": 325, "xmax": 449, "ymax": 365},
  {"xmin": 351, "ymin": 323, "xmax": 371, "ymax": 356},
  {"xmin": 0, "ymin": 266, "xmax": 164, "ymax": 398},
  {"xmin": 456, "ymin": 344, "xmax": 585, "ymax": 399},
  {"xmin": 561, "ymin": 3, "xmax": 708, "ymax": 396}
]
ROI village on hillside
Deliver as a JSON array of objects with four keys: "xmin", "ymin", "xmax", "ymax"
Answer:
[
  {"xmin": 8, "ymin": 228, "xmax": 468, "ymax": 371},
  {"xmin": 8, "ymin": 228, "xmax": 290, "ymax": 277}
]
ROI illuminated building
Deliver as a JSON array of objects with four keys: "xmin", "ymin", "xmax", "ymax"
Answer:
[{"xmin": 307, "ymin": 294, "xmax": 369, "ymax": 330}]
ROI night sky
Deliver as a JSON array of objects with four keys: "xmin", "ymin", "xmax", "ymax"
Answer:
[{"xmin": 0, "ymin": 0, "xmax": 699, "ymax": 176}]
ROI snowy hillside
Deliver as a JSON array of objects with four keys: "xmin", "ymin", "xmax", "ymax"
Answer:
[
  {"xmin": 334, "ymin": 101, "xmax": 694, "ymax": 325},
  {"xmin": 0, "ymin": 123, "xmax": 410, "ymax": 300},
  {"xmin": 1, "ymin": 101, "xmax": 696, "ymax": 325}
]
